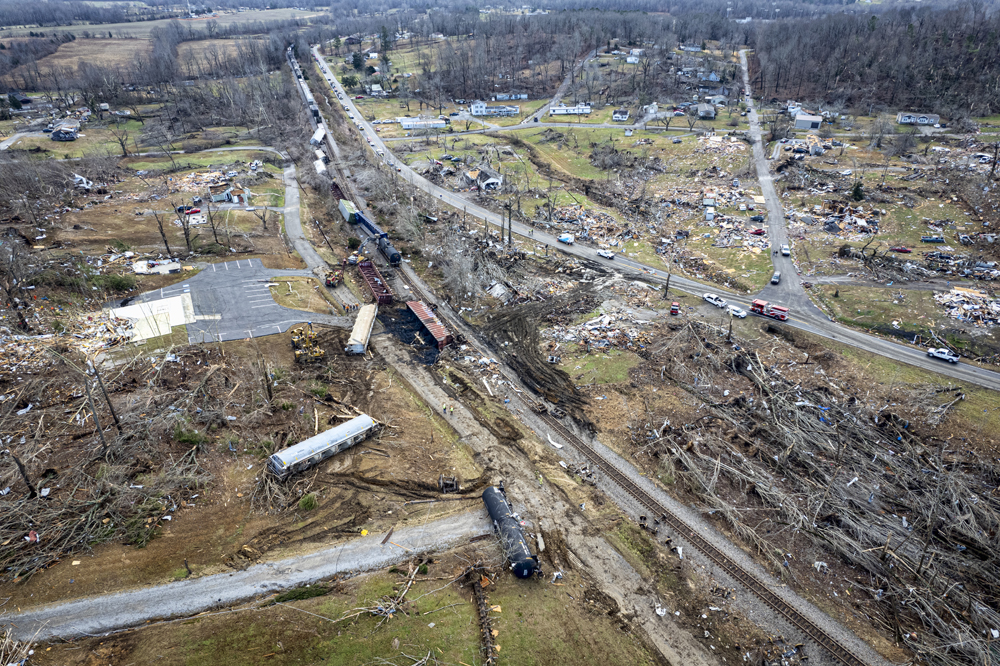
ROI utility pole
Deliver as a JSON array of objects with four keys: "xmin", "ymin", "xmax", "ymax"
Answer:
[
  {"xmin": 92, "ymin": 367, "xmax": 122, "ymax": 434},
  {"xmin": 86, "ymin": 379, "xmax": 109, "ymax": 459}
]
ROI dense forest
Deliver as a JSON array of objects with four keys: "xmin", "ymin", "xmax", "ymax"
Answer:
[{"xmin": 750, "ymin": 3, "xmax": 1000, "ymax": 115}]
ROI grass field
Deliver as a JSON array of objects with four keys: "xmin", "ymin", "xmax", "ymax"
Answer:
[
  {"xmin": 6, "ymin": 39, "xmax": 151, "ymax": 79},
  {"xmin": 268, "ymin": 276, "xmax": 333, "ymax": 314},
  {"xmin": 813, "ymin": 284, "xmax": 945, "ymax": 331},
  {"xmin": 0, "ymin": 8, "xmax": 318, "ymax": 38},
  {"xmin": 177, "ymin": 38, "xmax": 266, "ymax": 72},
  {"xmin": 14, "ymin": 128, "xmax": 131, "ymax": 159}
]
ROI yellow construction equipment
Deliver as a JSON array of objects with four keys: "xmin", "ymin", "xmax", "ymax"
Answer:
[{"xmin": 290, "ymin": 322, "xmax": 324, "ymax": 362}]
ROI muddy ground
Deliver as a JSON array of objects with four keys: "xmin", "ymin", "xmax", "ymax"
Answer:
[{"xmin": 0, "ymin": 329, "xmax": 483, "ymax": 610}]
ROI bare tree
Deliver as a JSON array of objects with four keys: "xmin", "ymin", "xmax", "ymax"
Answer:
[
  {"xmin": 171, "ymin": 204, "xmax": 194, "ymax": 253},
  {"xmin": 151, "ymin": 210, "xmax": 174, "ymax": 256},
  {"xmin": 248, "ymin": 204, "xmax": 270, "ymax": 231},
  {"xmin": 109, "ymin": 120, "xmax": 130, "ymax": 157}
]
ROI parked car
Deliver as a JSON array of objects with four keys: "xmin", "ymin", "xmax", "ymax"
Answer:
[
  {"xmin": 771, "ymin": 272, "xmax": 781, "ymax": 284},
  {"xmin": 780, "ymin": 244, "xmax": 790, "ymax": 256},
  {"xmin": 192, "ymin": 196, "xmax": 202, "ymax": 203},
  {"xmin": 185, "ymin": 208, "xmax": 201, "ymax": 214},
  {"xmin": 703, "ymin": 293, "xmax": 727, "ymax": 308},
  {"xmin": 226, "ymin": 171, "xmax": 238, "ymax": 178},
  {"xmin": 927, "ymin": 348, "xmax": 960, "ymax": 363},
  {"xmin": 176, "ymin": 205, "xmax": 192, "ymax": 213},
  {"xmin": 672, "ymin": 137, "xmax": 682, "ymax": 143},
  {"xmin": 750, "ymin": 215, "xmax": 764, "ymax": 222},
  {"xmin": 449, "ymin": 112, "xmax": 459, "ymax": 116},
  {"xmin": 727, "ymin": 304, "xmax": 747, "ymax": 318},
  {"xmin": 750, "ymin": 227, "xmax": 766, "ymax": 235},
  {"xmin": 596, "ymin": 249, "xmax": 616, "ymax": 259},
  {"xmin": 890, "ymin": 246, "xmax": 913, "ymax": 253},
  {"xmin": 839, "ymin": 169, "xmax": 853, "ymax": 176},
  {"xmin": 355, "ymin": 95, "xmax": 364, "ymax": 99}
]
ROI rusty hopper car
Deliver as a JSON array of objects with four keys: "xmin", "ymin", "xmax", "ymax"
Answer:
[
  {"xmin": 357, "ymin": 260, "xmax": 394, "ymax": 305},
  {"xmin": 268, "ymin": 414, "xmax": 379, "ymax": 480}
]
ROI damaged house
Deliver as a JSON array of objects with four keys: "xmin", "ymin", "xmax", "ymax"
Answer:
[
  {"xmin": 50, "ymin": 119, "xmax": 80, "ymax": 141},
  {"xmin": 463, "ymin": 164, "xmax": 504, "ymax": 191}
]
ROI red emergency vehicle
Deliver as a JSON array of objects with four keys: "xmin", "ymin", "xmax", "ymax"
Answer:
[{"xmin": 750, "ymin": 299, "xmax": 789, "ymax": 321}]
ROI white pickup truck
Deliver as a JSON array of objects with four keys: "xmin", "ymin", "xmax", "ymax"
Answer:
[{"xmin": 927, "ymin": 348, "xmax": 960, "ymax": 364}]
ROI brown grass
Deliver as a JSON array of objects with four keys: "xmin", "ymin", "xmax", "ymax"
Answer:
[
  {"xmin": 176, "ymin": 38, "xmax": 266, "ymax": 71},
  {"xmin": 7, "ymin": 39, "xmax": 151, "ymax": 80}
]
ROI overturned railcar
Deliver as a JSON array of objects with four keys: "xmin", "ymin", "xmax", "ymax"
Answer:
[
  {"xmin": 268, "ymin": 414, "xmax": 379, "ymax": 480},
  {"xmin": 482, "ymin": 485, "xmax": 540, "ymax": 579}
]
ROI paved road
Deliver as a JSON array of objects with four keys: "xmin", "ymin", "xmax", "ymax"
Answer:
[
  {"xmin": 308, "ymin": 48, "xmax": 1000, "ymax": 391},
  {"xmin": 281, "ymin": 162, "xmax": 325, "ymax": 272},
  {"xmin": 4, "ymin": 510, "xmax": 489, "ymax": 641},
  {"xmin": 738, "ymin": 49, "xmax": 815, "ymax": 313},
  {"xmin": 523, "ymin": 49, "xmax": 597, "ymax": 123},
  {"xmin": 134, "ymin": 257, "xmax": 349, "ymax": 343}
]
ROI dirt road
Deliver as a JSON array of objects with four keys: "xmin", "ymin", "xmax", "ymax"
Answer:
[
  {"xmin": 4, "ymin": 511, "xmax": 488, "ymax": 642},
  {"xmin": 373, "ymin": 336, "xmax": 719, "ymax": 666}
]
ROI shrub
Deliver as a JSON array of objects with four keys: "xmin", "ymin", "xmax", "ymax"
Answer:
[
  {"xmin": 174, "ymin": 425, "xmax": 206, "ymax": 447},
  {"xmin": 92, "ymin": 273, "xmax": 136, "ymax": 292},
  {"xmin": 299, "ymin": 493, "xmax": 318, "ymax": 511},
  {"xmin": 347, "ymin": 237, "xmax": 362, "ymax": 250},
  {"xmin": 274, "ymin": 585, "xmax": 328, "ymax": 603}
]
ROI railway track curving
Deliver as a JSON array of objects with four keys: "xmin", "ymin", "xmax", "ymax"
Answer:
[
  {"xmin": 538, "ymin": 411, "xmax": 873, "ymax": 666},
  {"xmin": 296, "ymin": 50, "xmax": 876, "ymax": 666}
]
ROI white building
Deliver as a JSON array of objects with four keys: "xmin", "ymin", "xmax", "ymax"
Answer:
[
  {"xmin": 630, "ymin": 48, "xmax": 645, "ymax": 56},
  {"xmin": 398, "ymin": 117, "xmax": 447, "ymax": 130},
  {"xmin": 470, "ymin": 100, "xmax": 519, "ymax": 117},
  {"xmin": 549, "ymin": 103, "xmax": 592, "ymax": 116},
  {"xmin": 896, "ymin": 112, "xmax": 940, "ymax": 125},
  {"xmin": 794, "ymin": 113, "xmax": 822, "ymax": 130},
  {"xmin": 626, "ymin": 56, "xmax": 640, "ymax": 64},
  {"xmin": 612, "ymin": 109, "xmax": 630, "ymax": 122}
]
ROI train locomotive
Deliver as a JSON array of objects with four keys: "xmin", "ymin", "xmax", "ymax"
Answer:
[
  {"xmin": 482, "ymin": 484, "xmax": 541, "ymax": 579},
  {"xmin": 353, "ymin": 210, "xmax": 402, "ymax": 267},
  {"xmin": 377, "ymin": 236, "xmax": 401, "ymax": 266}
]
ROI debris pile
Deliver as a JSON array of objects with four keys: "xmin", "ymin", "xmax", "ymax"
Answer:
[
  {"xmin": 695, "ymin": 135, "xmax": 747, "ymax": 155},
  {"xmin": 934, "ymin": 287, "xmax": 1000, "ymax": 325},
  {"xmin": 787, "ymin": 200, "xmax": 882, "ymax": 235},
  {"xmin": 542, "ymin": 309, "xmax": 654, "ymax": 354},
  {"xmin": 633, "ymin": 320, "xmax": 1000, "ymax": 666}
]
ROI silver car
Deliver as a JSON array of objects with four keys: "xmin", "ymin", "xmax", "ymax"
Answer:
[{"xmin": 703, "ymin": 293, "xmax": 727, "ymax": 308}]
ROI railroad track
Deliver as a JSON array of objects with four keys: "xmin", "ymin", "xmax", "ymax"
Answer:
[
  {"xmin": 293, "ymin": 49, "xmax": 874, "ymax": 666},
  {"xmin": 537, "ymin": 411, "xmax": 871, "ymax": 666}
]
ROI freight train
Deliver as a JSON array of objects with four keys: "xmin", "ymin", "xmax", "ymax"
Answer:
[
  {"xmin": 482, "ymin": 484, "xmax": 541, "ymax": 579},
  {"xmin": 353, "ymin": 210, "xmax": 402, "ymax": 267}
]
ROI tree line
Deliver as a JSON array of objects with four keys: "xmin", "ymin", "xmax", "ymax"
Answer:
[{"xmin": 750, "ymin": 2, "xmax": 1000, "ymax": 116}]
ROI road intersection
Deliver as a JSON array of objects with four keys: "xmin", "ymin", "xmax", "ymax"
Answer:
[{"xmin": 307, "ymin": 47, "xmax": 1000, "ymax": 390}]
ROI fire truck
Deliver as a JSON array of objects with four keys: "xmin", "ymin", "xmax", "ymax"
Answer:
[{"xmin": 750, "ymin": 299, "xmax": 789, "ymax": 321}]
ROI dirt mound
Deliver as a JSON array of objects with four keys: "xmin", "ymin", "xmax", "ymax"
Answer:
[{"xmin": 482, "ymin": 293, "xmax": 597, "ymax": 428}]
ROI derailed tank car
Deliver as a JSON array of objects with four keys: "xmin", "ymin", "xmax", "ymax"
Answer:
[{"xmin": 482, "ymin": 485, "xmax": 540, "ymax": 579}]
